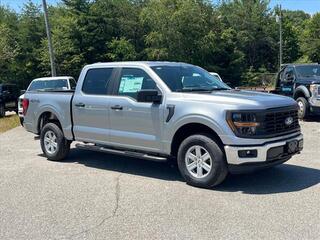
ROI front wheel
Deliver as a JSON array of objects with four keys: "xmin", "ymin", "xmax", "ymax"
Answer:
[
  {"xmin": 177, "ymin": 134, "xmax": 228, "ymax": 188},
  {"xmin": 40, "ymin": 123, "xmax": 70, "ymax": 161},
  {"xmin": 296, "ymin": 97, "xmax": 309, "ymax": 119}
]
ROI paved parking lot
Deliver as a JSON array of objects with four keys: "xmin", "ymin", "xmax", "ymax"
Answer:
[{"xmin": 0, "ymin": 121, "xmax": 319, "ymax": 240}]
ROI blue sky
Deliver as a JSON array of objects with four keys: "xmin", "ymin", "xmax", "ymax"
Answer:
[{"xmin": 1, "ymin": 0, "xmax": 320, "ymax": 14}]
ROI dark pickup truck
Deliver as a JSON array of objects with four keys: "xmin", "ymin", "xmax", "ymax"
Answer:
[
  {"xmin": 0, "ymin": 83, "xmax": 19, "ymax": 117},
  {"xmin": 272, "ymin": 63, "xmax": 320, "ymax": 119}
]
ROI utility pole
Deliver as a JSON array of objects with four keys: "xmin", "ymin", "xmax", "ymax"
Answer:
[
  {"xmin": 42, "ymin": 0, "xmax": 56, "ymax": 77},
  {"xmin": 279, "ymin": 4, "xmax": 283, "ymax": 70}
]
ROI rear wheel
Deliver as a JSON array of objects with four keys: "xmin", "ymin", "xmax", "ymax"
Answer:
[
  {"xmin": 0, "ymin": 104, "xmax": 5, "ymax": 118},
  {"xmin": 177, "ymin": 134, "xmax": 228, "ymax": 188},
  {"xmin": 296, "ymin": 97, "xmax": 309, "ymax": 119},
  {"xmin": 40, "ymin": 123, "xmax": 70, "ymax": 161}
]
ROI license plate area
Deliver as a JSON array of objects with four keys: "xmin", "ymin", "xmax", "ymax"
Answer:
[{"xmin": 286, "ymin": 140, "xmax": 299, "ymax": 154}]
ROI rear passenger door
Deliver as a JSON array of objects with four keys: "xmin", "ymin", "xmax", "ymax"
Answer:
[
  {"xmin": 72, "ymin": 67, "xmax": 117, "ymax": 144},
  {"xmin": 107, "ymin": 67, "xmax": 164, "ymax": 153}
]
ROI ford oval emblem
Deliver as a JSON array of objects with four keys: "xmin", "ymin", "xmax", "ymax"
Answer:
[{"xmin": 285, "ymin": 116, "xmax": 294, "ymax": 126}]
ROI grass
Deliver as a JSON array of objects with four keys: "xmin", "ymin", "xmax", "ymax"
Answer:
[{"xmin": 0, "ymin": 114, "xmax": 20, "ymax": 134}]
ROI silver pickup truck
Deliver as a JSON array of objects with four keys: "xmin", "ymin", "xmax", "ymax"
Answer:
[{"xmin": 23, "ymin": 62, "xmax": 303, "ymax": 188}]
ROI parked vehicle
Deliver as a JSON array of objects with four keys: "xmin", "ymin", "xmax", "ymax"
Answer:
[
  {"xmin": 0, "ymin": 83, "xmax": 19, "ymax": 118},
  {"xmin": 272, "ymin": 63, "xmax": 320, "ymax": 119},
  {"xmin": 22, "ymin": 62, "xmax": 303, "ymax": 188},
  {"xmin": 18, "ymin": 77, "xmax": 76, "ymax": 125}
]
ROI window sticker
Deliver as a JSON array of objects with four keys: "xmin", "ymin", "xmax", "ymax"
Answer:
[{"xmin": 119, "ymin": 76, "xmax": 143, "ymax": 93}]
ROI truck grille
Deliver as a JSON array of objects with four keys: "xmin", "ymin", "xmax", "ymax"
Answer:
[{"xmin": 262, "ymin": 107, "xmax": 299, "ymax": 136}]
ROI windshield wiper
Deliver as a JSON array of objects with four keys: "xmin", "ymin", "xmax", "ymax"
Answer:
[
  {"xmin": 210, "ymin": 87, "xmax": 230, "ymax": 91},
  {"xmin": 177, "ymin": 88, "xmax": 213, "ymax": 92},
  {"xmin": 178, "ymin": 87, "xmax": 230, "ymax": 92}
]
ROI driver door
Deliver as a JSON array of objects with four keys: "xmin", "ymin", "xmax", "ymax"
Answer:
[
  {"xmin": 280, "ymin": 67, "xmax": 295, "ymax": 96},
  {"xmin": 107, "ymin": 67, "xmax": 165, "ymax": 153}
]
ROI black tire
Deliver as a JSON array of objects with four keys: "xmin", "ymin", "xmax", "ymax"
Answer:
[
  {"xmin": 19, "ymin": 117, "xmax": 24, "ymax": 126},
  {"xmin": 296, "ymin": 97, "xmax": 309, "ymax": 119},
  {"xmin": 0, "ymin": 104, "xmax": 5, "ymax": 118},
  {"xmin": 40, "ymin": 123, "xmax": 70, "ymax": 161},
  {"xmin": 177, "ymin": 134, "xmax": 228, "ymax": 188}
]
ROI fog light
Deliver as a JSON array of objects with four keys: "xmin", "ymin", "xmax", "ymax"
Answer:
[{"xmin": 238, "ymin": 150, "xmax": 257, "ymax": 158}]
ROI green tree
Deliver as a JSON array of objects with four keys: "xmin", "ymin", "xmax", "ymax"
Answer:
[
  {"xmin": 15, "ymin": 1, "xmax": 46, "ymax": 88},
  {"xmin": 301, "ymin": 13, "xmax": 320, "ymax": 63},
  {"xmin": 219, "ymin": 0, "xmax": 278, "ymax": 71},
  {"xmin": 107, "ymin": 37, "xmax": 137, "ymax": 61}
]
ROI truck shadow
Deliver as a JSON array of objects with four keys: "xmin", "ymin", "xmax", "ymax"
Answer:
[
  {"xmin": 217, "ymin": 164, "xmax": 320, "ymax": 194},
  {"xmin": 59, "ymin": 148, "xmax": 319, "ymax": 195},
  {"xmin": 302, "ymin": 116, "xmax": 320, "ymax": 122}
]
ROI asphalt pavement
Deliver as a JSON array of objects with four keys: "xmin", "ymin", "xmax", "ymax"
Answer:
[{"xmin": 0, "ymin": 121, "xmax": 319, "ymax": 240}]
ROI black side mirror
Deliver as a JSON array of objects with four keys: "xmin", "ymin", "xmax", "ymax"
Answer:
[
  {"xmin": 20, "ymin": 90, "xmax": 26, "ymax": 95},
  {"xmin": 137, "ymin": 89, "xmax": 162, "ymax": 103}
]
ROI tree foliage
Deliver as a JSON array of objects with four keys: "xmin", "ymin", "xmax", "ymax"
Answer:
[{"xmin": 0, "ymin": 0, "xmax": 318, "ymax": 88}]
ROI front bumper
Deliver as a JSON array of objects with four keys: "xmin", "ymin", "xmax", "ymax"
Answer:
[
  {"xmin": 309, "ymin": 96, "xmax": 320, "ymax": 108},
  {"xmin": 224, "ymin": 134, "xmax": 303, "ymax": 172}
]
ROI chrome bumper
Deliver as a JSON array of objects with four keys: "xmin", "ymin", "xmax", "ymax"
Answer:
[
  {"xmin": 224, "ymin": 134, "xmax": 303, "ymax": 165},
  {"xmin": 309, "ymin": 96, "xmax": 320, "ymax": 107}
]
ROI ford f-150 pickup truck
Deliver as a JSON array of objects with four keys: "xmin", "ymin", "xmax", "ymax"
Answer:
[{"xmin": 22, "ymin": 62, "xmax": 303, "ymax": 188}]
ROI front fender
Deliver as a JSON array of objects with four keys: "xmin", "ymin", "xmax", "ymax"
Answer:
[
  {"xmin": 163, "ymin": 113, "xmax": 232, "ymax": 152},
  {"xmin": 171, "ymin": 114, "xmax": 226, "ymax": 138},
  {"xmin": 294, "ymin": 85, "xmax": 310, "ymax": 99}
]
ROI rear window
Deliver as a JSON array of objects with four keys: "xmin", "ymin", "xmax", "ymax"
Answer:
[
  {"xmin": 82, "ymin": 68, "xmax": 114, "ymax": 95},
  {"xmin": 28, "ymin": 79, "xmax": 68, "ymax": 91}
]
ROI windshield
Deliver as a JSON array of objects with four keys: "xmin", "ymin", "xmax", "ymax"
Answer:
[
  {"xmin": 295, "ymin": 65, "xmax": 320, "ymax": 78},
  {"xmin": 28, "ymin": 79, "xmax": 69, "ymax": 91},
  {"xmin": 151, "ymin": 65, "xmax": 230, "ymax": 92}
]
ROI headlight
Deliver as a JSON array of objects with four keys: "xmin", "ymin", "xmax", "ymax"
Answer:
[
  {"xmin": 310, "ymin": 84, "xmax": 319, "ymax": 96},
  {"xmin": 227, "ymin": 112, "xmax": 260, "ymax": 137}
]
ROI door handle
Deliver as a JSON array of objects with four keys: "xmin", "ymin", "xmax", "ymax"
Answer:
[
  {"xmin": 75, "ymin": 103, "xmax": 85, "ymax": 107},
  {"xmin": 110, "ymin": 105, "xmax": 123, "ymax": 110}
]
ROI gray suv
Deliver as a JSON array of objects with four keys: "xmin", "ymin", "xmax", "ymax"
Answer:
[{"xmin": 22, "ymin": 62, "xmax": 303, "ymax": 188}]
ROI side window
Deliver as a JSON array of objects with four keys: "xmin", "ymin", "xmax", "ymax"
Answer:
[
  {"xmin": 284, "ymin": 67, "xmax": 295, "ymax": 81},
  {"xmin": 117, "ymin": 68, "xmax": 157, "ymax": 100},
  {"xmin": 82, "ymin": 68, "xmax": 114, "ymax": 95},
  {"xmin": 2, "ymin": 85, "xmax": 7, "ymax": 92},
  {"xmin": 69, "ymin": 78, "xmax": 77, "ymax": 90},
  {"xmin": 7, "ymin": 85, "xmax": 12, "ymax": 93}
]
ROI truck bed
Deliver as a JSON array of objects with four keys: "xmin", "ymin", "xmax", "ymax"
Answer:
[{"xmin": 23, "ymin": 90, "xmax": 75, "ymax": 140}]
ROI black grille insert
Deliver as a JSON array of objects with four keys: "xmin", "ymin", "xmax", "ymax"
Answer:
[{"xmin": 261, "ymin": 107, "xmax": 300, "ymax": 137}]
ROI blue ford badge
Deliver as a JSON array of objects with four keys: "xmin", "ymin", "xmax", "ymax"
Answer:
[{"xmin": 285, "ymin": 117, "xmax": 294, "ymax": 126}]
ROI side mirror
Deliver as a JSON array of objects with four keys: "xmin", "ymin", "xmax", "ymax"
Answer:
[
  {"xmin": 20, "ymin": 90, "xmax": 26, "ymax": 95},
  {"xmin": 137, "ymin": 89, "xmax": 162, "ymax": 104}
]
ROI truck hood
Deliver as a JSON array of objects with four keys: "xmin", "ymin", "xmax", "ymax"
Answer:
[
  {"xmin": 297, "ymin": 76, "xmax": 320, "ymax": 84},
  {"xmin": 181, "ymin": 90, "xmax": 297, "ymax": 109}
]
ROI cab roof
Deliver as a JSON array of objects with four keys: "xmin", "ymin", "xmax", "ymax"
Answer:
[
  {"xmin": 86, "ymin": 61, "xmax": 194, "ymax": 68},
  {"xmin": 33, "ymin": 76, "xmax": 73, "ymax": 81}
]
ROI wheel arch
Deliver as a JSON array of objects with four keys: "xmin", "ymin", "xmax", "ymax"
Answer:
[
  {"xmin": 294, "ymin": 86, "xmax": 310, "ymax": 100},
  {"xmin": 37, "ymin": 110, "xmax": 62, "ymax": 134},
  {"xmin": 170, "ymin": 122, "xmax": 224, "ymax": 157}
]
